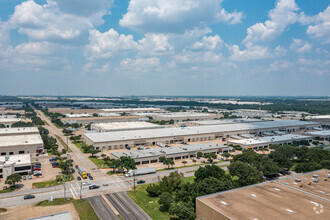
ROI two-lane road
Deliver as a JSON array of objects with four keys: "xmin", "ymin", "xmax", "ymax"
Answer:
[{"xmin": 86, "ymin": 196, "xmax": 118, "ymax": 220}]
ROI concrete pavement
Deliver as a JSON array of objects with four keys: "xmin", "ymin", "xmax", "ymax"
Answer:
[
  {"xmin": 86, "ymin": 196, "xmax": 119, "ymax": 220},
  {"xmin": 105, "ymin": 192, "xmax": 151, "ymax": 220}
]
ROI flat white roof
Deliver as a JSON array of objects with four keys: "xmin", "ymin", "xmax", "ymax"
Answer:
[
  {"xmin": 112, "ymin": 143, "xmax": 227, "ymax": 159},
  {"xmin": 85, "ymin": 120, "xmax": 318, "ymax": 143},
  {"xmin": 306, "ymin": 130, "xmax": 330, "ymax": 136},
  {"xmin": 0, "ymin": 134, "xmax": 43, "ymax": 147},
  {"xmin": 0, "ymin": 127, "xmax": 39, "ymax": 135},
  {"xmin": 0, "ymin": 118, "xmax": 21, "ymax": 123},
  {"xmin": 229, "ymin": 134, "xmax": 311, "ymax": 146},
  {"xmin": 93, "ymin": 122, "xmax": 163, "ymax": 130},
  {"xmin": 191, "ymin": 118, "xmax": 264, "ymax": 125},
  {"xmin": 0, "ymin": 154, "xmax": 31, "ymax": 165},
  {"xmin": 65, "ymin": 113, "xmax": 92, "ymax": 118},
  {"xmin": 306, "ymin": 115, "xmax": 330, "ymax": 119},
  {"xmin": 154, "ymin": 112, "xmax": 215, "ymax": 118},
  {"xmin": 101, "ymin": 108, "xmax": 163, "ymax": 112}
]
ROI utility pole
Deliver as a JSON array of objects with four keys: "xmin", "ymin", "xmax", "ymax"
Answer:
[
  {"xmin": 80, "ymin": 181, "xmax": 83, "ymax": 200},
  {"xmin": 133, "ymin": 172, "xmax": 136, "ymax": 192},
  {"xmin": 63, "ymin": 175, "xmax": 66, "ymax": 201}
]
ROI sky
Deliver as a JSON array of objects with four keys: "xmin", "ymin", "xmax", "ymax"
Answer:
[{"xmin": 0, "ymin": 0, "xmax": 329, "ymax": 97}]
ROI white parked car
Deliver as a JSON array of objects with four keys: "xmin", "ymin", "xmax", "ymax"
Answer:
[{"xmin": 82, "ymin": 181, "xmax": 91, "ymax": 186}]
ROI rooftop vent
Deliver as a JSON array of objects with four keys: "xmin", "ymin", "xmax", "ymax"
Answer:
[
  {"xmin": 250, "ymin": 194, "xmax": 257, "ymax": 197},
  {"xmin": 274, "ymin": 188, "xmax": 280, "ymax": 191},
  {"xmin": 221, "ymin": 201, "xmax": 227, "ymax": 205},
  {"xmin": 285, "ymin": 209, "xmax": 293, "ymax": 213}
]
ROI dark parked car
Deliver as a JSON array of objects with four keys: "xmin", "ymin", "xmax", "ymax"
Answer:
[
  {"xmin": 89, "ymin": 176, "xmax": 94, "ymax": 180},
  {"xmin": 24, "ymin": 195, "xmax": 35, "ymax": 200},
  {"xmin": 70, "ymin": 168, "xmax": 75, "ymax": 174},
  {"xmin": 75, "ymin": 165, "xmax": 78, "ymax": 169},
  {"xmin": 137, "ymin": 180, "xmax": 146, "ymax": 184},
  {"xmin": 3, "ymin": 186, "xmax": 7, "ymax": 190},
  {"xmin": 89, "ymin": 185, "xmax": 100, "ymax": 190},
  {"xmin": 23, "ymin": 176, "xmax": 26, "ymax": 180},
  {"xmin": 77, "ymin": 176, "xmax": 81, "ymax": 181}
]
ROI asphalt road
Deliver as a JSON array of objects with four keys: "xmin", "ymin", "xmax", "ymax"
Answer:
[
  {"xmin": 86, "ymin": 196, "xmax": 118, "ymax": 220},
  {"xmin": 105, "ymin": 192, "xmax": 151, "ymax": 220}
]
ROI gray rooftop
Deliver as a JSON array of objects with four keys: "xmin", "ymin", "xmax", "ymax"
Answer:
[
  {"xmin": 229, "ymin": 134, "xmax": 311, "ymax": 146},
  {"xmin": 0, "ymin": 134, "xmax": 43, "ymax": 147},
  {"xmin": 306, "ymin": 130, "xmax": 330, "ymax": 136},
  {"xmin": 0, "ymin": 127, "xmax": 39, "ymax": 136},
  {"xmin": 111, "ymin": 143, "xmax": 227, "ymax": 159},
  {"xmin": 190, "ymin": 118, "xmax": 264, "ymax": 125},
  {"xmin": 85, "ymin": 120, "xmax": 318, "ymax": 143}
]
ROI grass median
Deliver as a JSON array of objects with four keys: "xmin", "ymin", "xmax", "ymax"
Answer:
[
  {"xmin": 89, "ymin": 157, "xmax": 110, "ymax": 168},
  {"xmin": 55, "ymin": 135, "xmax": 72, "ymax": 152}
]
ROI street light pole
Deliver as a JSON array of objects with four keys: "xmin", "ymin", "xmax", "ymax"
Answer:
[
  {"xmin": 133, "ymin": 172, "xmax": 136, "ymax": 192},
  {"xmin": 80, "ymin": 181, "xmax": 82, "ymax": 200}
]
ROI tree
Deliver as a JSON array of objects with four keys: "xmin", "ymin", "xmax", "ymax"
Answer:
[
  {"xmin": 295, "ymin": 162, "xmax": 322, "ymax": 173},
  {"xmin": 159, "ymin": 172, "xmax": 182, "ymax": 193},
  {"xmin": 90, "ymin": 149, "xmax": 100, "ymax": 157},
  {"xmin": 163, "ymin": 159, "xmax": 174, "ymax": 170},
  {"xmin": 228, "ymin": 161, "xmax": 263, "ymax": 186},
  {"xmin": 158, "ymin": 192, "xmax": 174, "ymax": 212},
  {"xmin": 320, "ymin": 160, "xmax": 330, "ymax": 169},
  {"xmin": 159, "ymin": 156, "xmax": 166, "ymax": 162},
  {"xmin": 61, "ymin": 149, "xmax": 67, "ymax": 155},
  {"xmin": 146, "ymin": 183, "xmax": 162, "ymax": 197},
  {"xmin": 5, "ymin": 174, "xmax": 22, "ymax": 187},
  {"xmin": 182, "ymin": 161, "xmax": 187, "ymax": 166},
  {"xmin": 59, "ymin": 159, "xmax": 73, "ymax": 174},
  {"xmin": 195, "ymin": 165, "xmax": 226, "ymax": 182},
  {"xmin": 101, "ymin": 154, "xmax": 107, "ymax": 158},
  {"xmin": 197, "ymin": 151, "xmax": 203, "ymax": 158},
  {"xmin": 92, "ymin": 113, "xmax": 99, "ymax": 117},
  {"xmin": 222, "ymin": 152, "xmax": 231, "ymax": 160},
  {"xmin": 169, "ymin": 202, "xmax": 196, "ymax": 220},
  {"xmin": 119, "ymin": 156, "xmax": 136, "ymax": 172},
  {"xmin": 203, "ymin": 153, "xmax": 217, "ymax": 162}
]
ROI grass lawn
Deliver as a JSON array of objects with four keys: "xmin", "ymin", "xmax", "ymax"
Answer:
[
  {"xmin": 74, "ymin": 141, "xmax": 88, "ymax": 152},
  {"xmin": 89, "ymin": 157, "xmax": 109, "ymax": 168},
  {"xmin": 35, "ymin": 198, "xmax": 99, "ymax": 220},
  {"xmin": 181, "ymin": 175, "xmax": 195, "ymax": 183},
  {"xmin": 73, "ymin": 199, "xmax": 99, "ymax": 220},
  {"xmin": 43, "ymin": 120, "xmax": 50, "ymax": 126},
  {"xmin": 0, "ymin": 187, "xmax": 15, "ymax": 194},
  {"xmin": 36, "ymin": 198, "xmax": 73, "ymax": 206},
  {"xmin": 55, "ymin": 135, "xmax": 72, "ymax": 152},
  {"xmin": 33, "ymin": 174, "xmax": 74, "ymax": 188},
  {"xmin": 127, "ymin": 184, "xmax": 170, "ymax": 220},
  {"xmin": 0, "ymin": 208, "xmax": 7, "ymax": 213}
]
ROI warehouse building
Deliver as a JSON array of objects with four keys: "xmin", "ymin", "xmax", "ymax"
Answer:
[
  {"xmin": 228, "ymin": 134, "xmax": 313, "ymax": 149},
  {"xmin": 306, "ymin": 115, "xmax": 330, "ymax": 126},
  {"xmin": 49, "ymin": 107, "xmax": 163, "ymax": 115},
  {"xmin": 152, "ymin": 112, "xmax": 221, "ymax": 121},
  {"xmin": 0, "ymin": 127, "xmax": 39, "ymax": 136},
  {"xmin": 186, "ymin": 118, "xmax": 264, "ymax": 126},
  {"xmin": 196, "ymin": 169, "xmax": 330, "ymax": 220},
  {"xmin": 0, "ymin": 118, "xmax": 21, "ymax": 128},
  {"xmin": 61, "ymin": 115, "xmax": 145, "ymax": 125},
  {"xmin": 0, "ymin": 134, "xmax": 44, "ymax": 155},
  {"xmin": 101, "ymin": 108, "xmax": 164, "ymax": 114},
  {"xmin": 306, "ymin": 130, "xmax": 330, "ymax": 140},
  {"xmin": 0, "ymin": 154, "xmax": 32, "ymax": 179},
  {"xmin": 91, "ymin": 121, "xmax": 165, "ymax": 132},
  {"xmin": 83, "ymin": 120, "xmax": 319, "ymax": 150},
  {"xmin": 111, "ymin": 143, "xmax": 229, "ymax": 165}
]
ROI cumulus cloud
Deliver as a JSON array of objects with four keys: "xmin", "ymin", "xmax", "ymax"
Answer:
[
  {"xmin": 289, "ymin": 38, "xmax": 312, "ymax": 53},
  {"xmin": 119, "ymin": 0, "xmax": 242, "ymax": 33},
  {"xmin": 229, "ymin": 43, "xmax": 286, "ymax": 61},
  {"xmin": 138, "ymin": 33, "xmax": 173, "ymax": 55},
  {"xmin": 84, "ymin": 29, "xmax": 139, "ymax": 60},
  {"xmin": 305, "ymin": 6, "xmax": 330, "ymax": 44},
  {"xmin": 118, "ymin": 57, "xmax": 161, "ymax": 73},
  {"xmin": 243, "ymin": 0, "xmax": 299, "ymax": 44},
  {"xmin": 192, "ymin": 35, "xmax": 223, "ymax": 50}
]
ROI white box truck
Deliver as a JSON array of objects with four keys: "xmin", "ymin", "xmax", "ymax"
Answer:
[{"xmin": 125, "ymin": 167, "xmax": 156, "ymax": 177}]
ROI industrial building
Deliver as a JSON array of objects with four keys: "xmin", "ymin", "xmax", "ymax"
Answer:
[
  {"xmin": 111, "ymin": 143, "xmax": 229, "ymax": 165},
  {"xmin": 228, "ymin": 134, "xmax": 313, "ymax": 149},
  {"xmin": 0, "ymin": 127, "xmax": 39, "ymax": 136},
  {"xmin": 151, "ymin": 112, "xmax": 221, "ymax": 121},
  {"xmin": 0, "ymin": 118, "xmax": 21, "ymax": 128},
  {"xmin": 0, "ymin": 154, "xmax": 32, "ymax": 179},
  {"xmin": 0, "ymin": 134, "xmax": 44, "ymax": 155},
  {"xmin": 306, "ymin": 130, "xmax": 330, "ymax": 140},
  {"xmin": 91, "ymin": 121, "xmax": 165, "ymax": 132},
  {"xmin": 306, "ymin": 115, "xmax": 330, "ymax": 126},
  {"xmin": 196, "ymin": 169, "xmax": 330, "ymax": 220},
  {"xmin": 185, "ymin": 118, "xmax": 264, "ymax": 126},
  {"xmin": 83, "ymin": 120, "xmax": 319, "ymax": 150},
  {"xmin": 49, "ymin": 107, "xmax": 163, "ymax": 115},
  {"xmin": 61, "ymin": 115, "xmax": 145, "ymax": 125}
]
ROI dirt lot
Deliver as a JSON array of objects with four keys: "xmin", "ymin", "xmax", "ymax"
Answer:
[{"xmin": 0, "ymin": 203, "xmax": 79, "ymax": 220}]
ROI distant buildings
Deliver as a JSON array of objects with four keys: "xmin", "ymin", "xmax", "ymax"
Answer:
[{"xmin": 91, "ymin": 121, "xmax": 165, "ymax": 132}]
